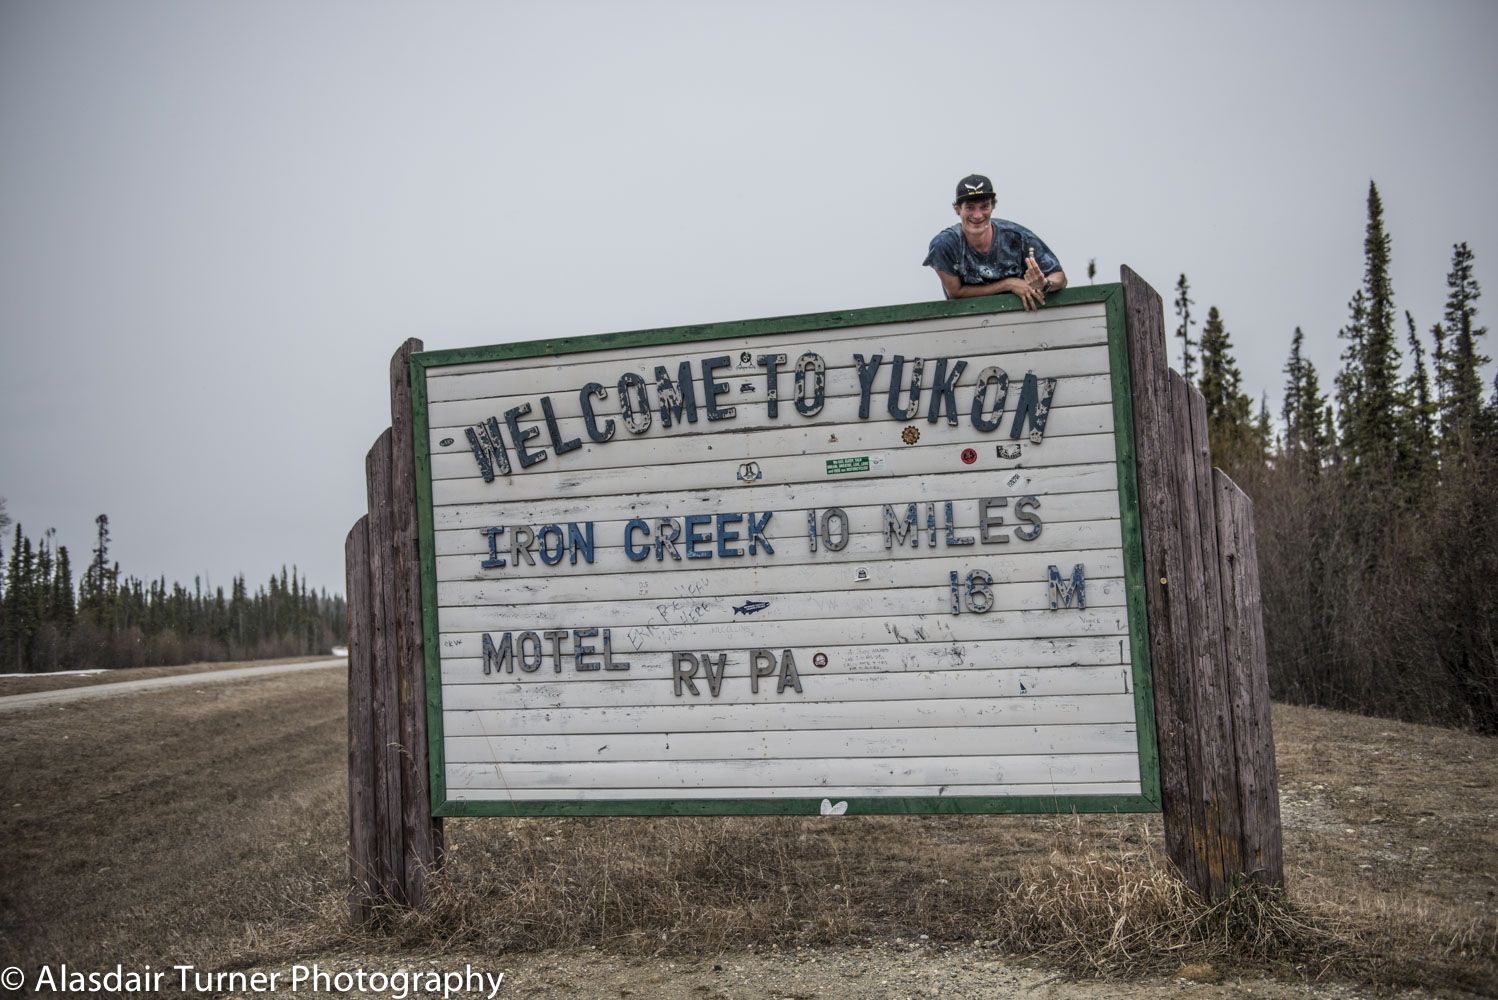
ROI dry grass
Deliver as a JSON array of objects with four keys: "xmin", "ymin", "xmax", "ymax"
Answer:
[
  {"xmin": 284, "ymin": 811, "xmax": 1495, "ymax": 993},
  {"xmin": 3, "ymin": 666, "xmax": 1495, "ymax": 996}
]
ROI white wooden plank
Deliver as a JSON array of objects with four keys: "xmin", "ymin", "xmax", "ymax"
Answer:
[
  {"xmin": 433, "ymin": 489, "xmax": 1121, "ymax": 559},
  {"xmin": 430, "ymin": 371, "xmax": 1117, "ymax": 444},
  {"xmin": 428, "ymin": 400, "xmax": 1117, "ymax": 482},
  {"xmin": 423, "ymin": 306, "xmax": 1108, "ymax": 400},
  {"xmin": 439, "ymin": 661, "xmax": 1136, "ymax": 710},
  {"xmin": 428, "ymin": 550, "xmax": 1120, "ymax": 604},
  {"xmin": 429, "ymin": 427, "xmax": 1122, "ymax": 506},
  {"xmin": 444, "ymin": 751, "xmax": 1140, "ymax": 791},
  {"xmin": 434, "ymin": 578, "xmax": 1125, "ymax": 631},
  {"xmin": 438, "ymin": 635, "xmax": 1132, "ymax": 691},
  {"xmin": 442, "ymin": 690, "xmax": 1140, "ymax": 737},
  {"xmin": 443, "ymin": 780, "xmax": 1141, "ymax": 801},
  {"xmin": 422, "ymin": 347, "xmax": 1114, "ymax": 449},
  {"xmin": 431, "ymin": 462, "xmax": 1123, "ymax": 532},
  {"xmin": 433, "ymin": 511, "xmax": 1122, "ymax": 585},
  {"xmin": 437, "ymin": 612, "xmax": 1130, "ymax": 670},
  {"xmin": 446, "ymin": 722, "xmax": 1140, "ymax": 765}
]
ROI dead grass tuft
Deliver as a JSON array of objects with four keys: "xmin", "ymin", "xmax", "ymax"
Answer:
[{"xmin": 983, "ymin": 825, "xmax": 1330, "ymax": 978}]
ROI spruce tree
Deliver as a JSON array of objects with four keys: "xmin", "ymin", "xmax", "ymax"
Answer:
[
  {"xmin": 1335, "ymin": 289, "xmax": 1367, "ymax": 449},
  {"xmin": 53, "ymin": 546, "xmax": 76, "ymax": 633},
  {"xmin": 1282, "ymin": 328, "xmax": 1312, "ymax": 459},
  {"xmin": 1341, "ymin": 182, "xmax": 1404, "ymax": 475},
  {"xmin": 1404, "ymin": 310, "xmax": 1435, "ymax": 474},
  {"xmin": 1435, "ymin": 241, "xmax": 1490, "ymax": 454},
  {"xmin": 1196, "ymin": 305, "xmax": 1253, "ymax": 461},
  {"xmin": 1174, "ymin": 273, "xmax": 1196, "ymax": 381},
  {"xmin": 80, "ymin": 514, "xmax": 113, "ymax": 625}
]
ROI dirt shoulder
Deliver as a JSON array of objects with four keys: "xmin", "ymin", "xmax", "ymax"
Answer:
[
  {"xmin": 0, "ymin": 653, "xmax": 339, "ymax": 698},
  {"xmin": 2, "ymin": 669, "xmax": 1493, "ymax": 999},
  {"xmin": 219, "ymin": 944, "xmax": 1440, "ymax": 999}
]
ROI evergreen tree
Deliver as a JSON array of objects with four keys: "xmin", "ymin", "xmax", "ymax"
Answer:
[
  {"xmin": 1255, "ymin": 392, "xmax": 1273, "ymax": 461},
  {"xmin": 1196, "ymin": 305, "xmax": 1253, "ymax": 460},
  {"xmin": 79, "ymin": 514, "xmax": 114, "ymax": 625},
  {"xmin": 53, "ymin": 545, "xmax": 76, "ymax": 633},
  {"xmin": 1281, "ymin": 327, "xmax": 1328, "ymax": 469},
  {"xmin": 1434, "ymin": 241, "xmax": 1490, "ymax": 454},
  {"xmin": 1403, "ymin": 310, "xmax": 1435, "ymax": 480},
  {"xmin": 1340, "ymin": 182, "xmax": 1405, "ymax": 475},
  {"xmin": 1173, "ymin": 273, "xmax": 1196, "ymax": 381},
  {"xmin": 1335, "ymin": 288, "xmax": 1367, "ymax": 449},
  {"xmin": 4, "ymin": 526, "xmax": 36, "ymax": 670},
  {"xmin": 0, "ymin": 498, "xmax": 9, "ymax": 642}
]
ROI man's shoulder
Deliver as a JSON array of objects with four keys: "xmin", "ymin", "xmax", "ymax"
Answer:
[
  {"xmin": 991, "ymin": 218, "xmax": 1034, "ymax": 235},
  {"xmin": 928, "ymin": 223, "xmax": 963, "ymax": 248}
]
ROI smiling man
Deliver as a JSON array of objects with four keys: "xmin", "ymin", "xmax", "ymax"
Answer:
[{"xmin": 923, "ymin": 174, "xmax": 1066, "ymax": 309}]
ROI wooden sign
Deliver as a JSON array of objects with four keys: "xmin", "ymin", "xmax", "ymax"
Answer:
[{"xmin": 411, "ymin": 287, "xmax": 1160, "ymax": 816}]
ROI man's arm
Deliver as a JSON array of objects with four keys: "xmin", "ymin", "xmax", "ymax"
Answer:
[{"xmin": 937, "ymin": 270, "xmax": 1047, "ymax": 309}]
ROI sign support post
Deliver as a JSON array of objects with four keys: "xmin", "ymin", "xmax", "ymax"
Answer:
[
  {"xmin": 347, "ymin": 339, "xmax": 444, "ymax": 921},
  {"xmin": 1121, "ymin": 267, "xmax": 1283, "ymax": 897}
]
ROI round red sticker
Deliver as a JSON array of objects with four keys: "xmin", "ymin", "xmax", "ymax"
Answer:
[{"xmin": 961, "ymin": 448, "xmax": 978, "ymax": 465}]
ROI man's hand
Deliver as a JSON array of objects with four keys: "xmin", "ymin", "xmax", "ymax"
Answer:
[
  {"xmin": 1024, "ymin": 252, "xmax": 1048, "ymax": 294},
  {"xmin": 936, "ymin": 269, "xmax": 1060, "ymax": 309},
  {"xmin": 1003, "ymin": 276, "xmax": 1045, "ymax": 311}
]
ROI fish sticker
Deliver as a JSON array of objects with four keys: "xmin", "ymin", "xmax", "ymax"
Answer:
[{"xmin": 733, "ymin": 600, "xmax": 770, "ymax": 616}]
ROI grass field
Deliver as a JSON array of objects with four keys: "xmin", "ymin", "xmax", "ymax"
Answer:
[{"xmin": 0, "ymin": 662, "xmax": 1494, "ymax": 998}]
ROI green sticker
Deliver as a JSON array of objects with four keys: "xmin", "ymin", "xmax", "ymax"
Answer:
[{"xmin": 826, "ymin": 456, "xmax": 870, "ymax": 475}]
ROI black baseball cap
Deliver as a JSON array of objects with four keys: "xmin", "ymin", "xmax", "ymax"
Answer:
[{"xmin": 954, "ymin": 174, "xmax": 995, "ymax": 203}]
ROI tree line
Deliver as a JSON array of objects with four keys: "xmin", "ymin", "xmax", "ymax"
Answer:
[
  {"xmin": 1174, "ymin": 181, "xmax": 1496, "ymax": 733},
  {"xmin": 0, "ymin": 509, "xmax": 348, "ymax": 672}
]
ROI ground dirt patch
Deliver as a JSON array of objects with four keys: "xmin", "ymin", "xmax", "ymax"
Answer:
[{"xmin": 0, "ymin": 667, "xmax": 1493, "ymax": 998}]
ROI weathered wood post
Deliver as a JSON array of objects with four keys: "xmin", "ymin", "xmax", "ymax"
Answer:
[
  {"xmin": 345, "ymin": 339, "xmax": 444, "ymax": 921},
  {"xmin": 1121, "ymin": 266, "xmax": 1283, "ymax": 896}
]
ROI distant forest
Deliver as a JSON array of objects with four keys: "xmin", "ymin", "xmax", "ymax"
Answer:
[
  {"xmin": 0, "ymin": 509, "xmax": 347, "ymax": 673},
  {"xmin": 3, "ymin": 180, "xmax": 1493, "ymax": 733},
  {"xmin": 1177, "ymin": 181, "xmax": 1496, "ymax": 733}
]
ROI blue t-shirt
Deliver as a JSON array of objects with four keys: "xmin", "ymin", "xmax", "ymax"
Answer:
[{"xmin": 923, "ymin": 220, "xmax": 1062, "ymax": 289}]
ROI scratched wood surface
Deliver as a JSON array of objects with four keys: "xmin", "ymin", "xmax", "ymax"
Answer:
[
  {"xmin": 1120, "ymin": 268, "xmax": 1282, "ymax": 898},
  {"xmin": 417, "ymin": 300, "xmax": 1151, "ymax": 807},
  {"xmin": 344, "ymin": 515, "xmax": 376, "ymax": 924},
  {"xmin": 364, "ymin": 428, "xmax": 406, "ymax": 899},
  {"xmin": 389, "ymin": 339, "xmax": 442, "ymax": 908}
]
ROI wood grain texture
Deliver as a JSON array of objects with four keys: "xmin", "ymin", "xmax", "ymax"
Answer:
[
  {"xmin": 443, "ymin": 690, "xmax": 1139, "ymax": 737},
  {"xmin": 1213, "ymin": 469, "xmax": 1283, "ymax": 885},
  {"xmin": 1177, "ymin": 376, "xmax": 1243, "ymax": 893},
  {"xmin": 1122, "ymin": 266, "xmax": 1282, "ymax": 899},
  {"xmin": 365, "ymin": 427, "xmax": 406, "ymax": 904},
  {"xmin": 1121, "ymin": 266, "xmax": 1198, "ymax": 890},
  {"xmin": 389, "ymin": 338, "xmax": 441, "ymax": 908},
  {"xmin": 431, "ymin": 464, "xmax": 1122, "ymax": 533},
  {"xmin": 344, "ymin": 516, "xmax": 376, "ymax": 925}
]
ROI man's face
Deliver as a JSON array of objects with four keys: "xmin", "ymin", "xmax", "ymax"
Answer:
[{"xmin": 956, "ymin": 196, "xmax": 994, "ymax": 231}]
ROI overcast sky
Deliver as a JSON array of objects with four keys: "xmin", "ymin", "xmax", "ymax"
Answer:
[{"xmin": 2, "ymin": 0, "xmax": 1494, "ymax": 597}]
